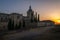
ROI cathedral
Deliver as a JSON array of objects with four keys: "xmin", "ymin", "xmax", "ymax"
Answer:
[
  {"xmin": 22, "ymin": 5, "xmax": 40, "ymax": 28},
  {"xmin": 24, "ymin": 5, "xmax": 40, "ymax": 23},
  {"xmin": 0, "ymin": 5, "xmax": 55, "ymax": 32},
  {"xmin": 0, "ymin": 5, "xmax": 40, "ymax": 31}
]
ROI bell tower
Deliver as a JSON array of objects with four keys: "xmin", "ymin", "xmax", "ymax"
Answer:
[{"xmin": 27, "ymin": 5, "xmax": 34, "ymax": 22}]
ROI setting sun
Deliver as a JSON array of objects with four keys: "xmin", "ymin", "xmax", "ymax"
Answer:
[
  {"xmin": 51, "ymin": 19, "xmax": 60, "ymax": 24},
  {"xmin": 49, "ymin": 12, "xmax": 60, "ymax": 24},
  {"xmin": 54, "ymin": 19, "xmax": 60, "ymax": 24}
]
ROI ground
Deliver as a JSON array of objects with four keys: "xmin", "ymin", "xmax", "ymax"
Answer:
[{"xmin": 1, "ymin": 26, "xmax": 60, "ymax": 40}]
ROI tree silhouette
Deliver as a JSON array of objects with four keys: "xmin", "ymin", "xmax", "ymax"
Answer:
[
  {"xmin": 19, "ymin": 21, "xmax": 21, "ymax": 29},
  {"xmin": 15, "ymin": 24, "xmax": 18, "ymax": 30},
  {"xmin": 23, "ymin": 19, "xmax": 25, "ymax": 28},
  {"xmin": 34, "ymin": 17, "xmax": 37, "ymax": 22},
  {"xmin": 8, "ymin": 19, "xmax": 12, "ymax": 30},
  {"xmin": 34, "ymin": 12, "xmax": 38, "ymax": 22},
  {"xmin": 15, "ymin": 21, "xmax": 21, "ymax": 30},
  {"xmin": 8, "ymin": 19, "xmax": 14, "ymax": 30},
  {"xmin": 38, "ymin": 14, "xmax": 39, "ymax": 22},
  {"xmin": 11, "ymin": 20, "xmax": 14, "ymax": 30}
]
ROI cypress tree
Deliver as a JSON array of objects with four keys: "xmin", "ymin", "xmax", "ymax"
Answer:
[
  {"xmin": 38, "ymin": 14, "xmax": 39, "ymax": 22},
  {"xmin": 15, "ymin": 24, "xmax": 18, "ymax": 30},
  {"xmin": 34, "ymin": 12, "xmax": 38, "ymax": 22},
  {"xmin": 8, "ymin": 19, "xmax": 12, "ymax": 30},
  {"xmin": 11, "ymin": 20, "xmax": 14, "ymax": 30},
  {"xmin": 19, "ymin": 21, "xmax": 21, "ymax": 29},
  {"xmin": 23, "ymin": 19, "xmax": 25, "ymax": 28}
]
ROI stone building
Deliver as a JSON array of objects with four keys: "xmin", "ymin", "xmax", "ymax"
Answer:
[
  {"xmin": 23, "ymin": 6, "xmax": 39, "ymax": 28},
  {"xmin": 27, "ymin": 5, "xmax": 34, "ymax": 22},
  {"xmin": 0, "ymin": 22, "xmax": 8, "ymax": 31},
  {"xmin": 0, "ymin": 13, "xmax": 23, "ymax": 31},
  {"xmin": 38, "ymin": 20, "xmax": 55, "ymax": 27},
  {"xmin": 0, "ymin": 6, "xmax": 39, "ymax": 31},
  {"xmin": 9, "ymin": 13, "xmax": 23, "ymax": 28},
  {"xmin": 0, "ymin": 13, "xmax": 9, "ymax": 22}
]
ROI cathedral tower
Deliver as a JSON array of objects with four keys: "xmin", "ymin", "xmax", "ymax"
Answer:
[{"xmin": 27, "ymin": 5, "xmax": 34, "ymax": 22}]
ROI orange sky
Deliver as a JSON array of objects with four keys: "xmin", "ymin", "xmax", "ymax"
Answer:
[{"xmin": 34, "ymin": 2, "xmax": 60, "ymax": 24}]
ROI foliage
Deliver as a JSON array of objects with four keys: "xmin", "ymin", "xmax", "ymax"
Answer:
[{"xmin": 8, "ymin": 19, "xmax": 14, "ymax": 30}]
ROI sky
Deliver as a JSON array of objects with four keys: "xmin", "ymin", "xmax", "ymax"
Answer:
[{"xmin": 0, "ymin": 0, "xmax": 60, "ymax": 21}]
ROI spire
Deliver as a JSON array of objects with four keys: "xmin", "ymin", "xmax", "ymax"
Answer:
[
  {"xmin": 27, "ymin": 5, "xmax": 34, "ymax": 14},
  {"xmin": 28, "ymin": 5, "xmax": 33, "ymax": 11},
  {"xmin": 29, "ymin": 5, "xmax": 31, "ymax": 9}
]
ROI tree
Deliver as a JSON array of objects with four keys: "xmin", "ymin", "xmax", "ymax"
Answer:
[
  {"xmin": 15, "ymin": 24, "xmax": 18, "ymax": 30},
  {"xmin": 23, "ymin": 19, "xmax": 25, "ymax": 28},
  {"xmin": 8, "ymin": 19, "xmax": 12, "ymax": 30},
  {"xmin": 8, "ymin": 19, "xmax": 14, "ymax": 30},
  {"xmin": 38, "ymin": 14, "xmax": 39, "ymax": 22},
  {"xmin": 34, "ymin": 17, "xmax": 37, "ymax": 22},
  {"xmin": 11, "ymin": 20, "xmax": 14, "ymax": 30},
  {"xmin": 34, "ymin": 12, "xmax": 38, "ymax": 22},
  {"xmin": 19, "ymin": 21, "xmax": 21, "ymax": 29},
  {"xmin": 15, "ymin": 21, "xmax": 21, "ymax": 30}
]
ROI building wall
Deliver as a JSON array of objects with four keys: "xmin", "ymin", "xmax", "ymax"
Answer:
[
  {"xmin": 0, "ymin": 13, "xmax": 23, "ymax": 31},
  {"xmin": 0, "ymin": 22, "xmax": 8, "ymax": 31},
  {"xmin": 37, "ymin": 21, "xmax": 55, "ymax": 27}
]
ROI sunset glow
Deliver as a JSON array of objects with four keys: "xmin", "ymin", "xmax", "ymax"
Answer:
[
  {"xmin": 53, "ymin": 19, "xmax": 60, "ymax": 24},
  {"xmin": 51, "ymin": 18, "xmax": 60, "ymax": 24},
  {"xmin": 49, "ymin": 12, "xmax": 60, "ymax": 24}
]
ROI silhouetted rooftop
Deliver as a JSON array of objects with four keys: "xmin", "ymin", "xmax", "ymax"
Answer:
[{"xmin": 27, "ymin": 5, "xmax": 34, "ymax": 12}]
